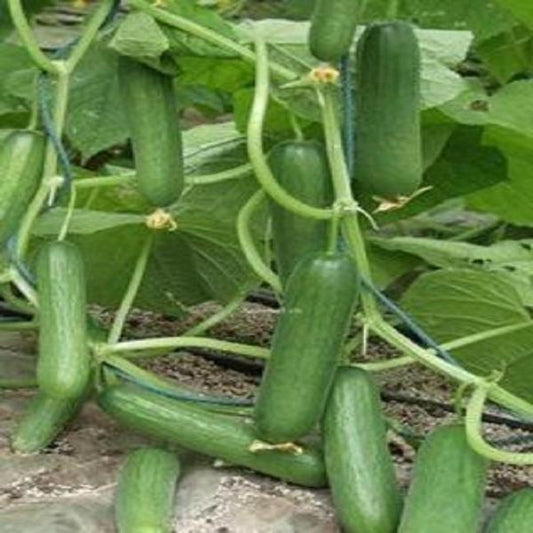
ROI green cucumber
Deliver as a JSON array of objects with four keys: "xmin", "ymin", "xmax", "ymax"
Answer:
[
  {"xmin": 398, "ymin": 424, "xmax": 489, "ymax": 533},
  {"xmin": 309, "ymin": 0, "xmax": 359, "ymax": 62},
  {"xmin": 118, "ymin": 57, "xmax": 184, "ymax": 207},
  {"xmin": 254, "ymin": 252, "xmax": 359, "ymax": 443},
  {"xmin": 324, "ymin": 367, "xmax": 402, "ymax": 533},
  {"xmin": 269, "ymin": 140, "xmax": 333, "ymax": 285},
  {"xmin": 11, "ymin": 392, "xmax": 84, "ymax": 454},
  {"xmin": 98, "ymin": 384, "xmax": 327, "ymax": 488},
  {"xmin": 116, "ymin": 448, "xmax": 181, "ymax": 533},
  {"xmin": 0, "ymin": 130, "xmax": 45, "ymax": 246},
  {"xmin": 355, "ymin": 21, "xmax": 422, "ymax": 198},
  {"xmin": 36, "ymin": 241, "xmax": 90, "ymax": 399},
  {"xmin": 486, "ymin": 488, "xmax": 533, "ymax": 533}
]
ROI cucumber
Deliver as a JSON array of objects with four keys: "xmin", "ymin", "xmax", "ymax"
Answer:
[
  {"xmin": 324, "ymin": 367, "xmax": 402, "ymax": 533},
  {"xmin": 98, "ymin": 384, "xmax": 327, "ymax": 488},
  {"xmin": 116, "ymin": 448, "xmax": 181, "ymax": 533},
  {"xmin": 0, "ymin": 130, "xmax": 45, "ymax": 246},
  {"xmin": 36, "ymin": 241, "xmax": 90, "ymax": 399},
  {"xmin": 398, "ymin": 424, "xmax": 489, "ymax": 533},
  {"xmin": 355, "ymin": 21, "xmax": 422, "ymax": 198},
  {"xmin": 269, "ymin": 140, "xmax": 333, "ymax": 285},
  {"xmin": 254, "ymin": 252, "xmax": 359, "ymax": 443},
  {"xmin": 486, "ymin": 488, "xmax": 533, "ymax": 533},
  {"xmin": 309, "ymin": 0, "xmax": 359, "ymax": 62},
  {"xmin": 11, "ymin": 392, "xmax": 84, "ymax": 454},
  {"xmin": 118, "ymin": 57, "xmax": 184, "ymax": 207}
]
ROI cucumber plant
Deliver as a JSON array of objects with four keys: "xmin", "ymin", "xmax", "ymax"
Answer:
[{"xmin": 1, "ymin": 2, "xmax": 533, "ymax": 533}]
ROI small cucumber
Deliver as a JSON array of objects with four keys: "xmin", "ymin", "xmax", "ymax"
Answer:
[
  {"xmin": 98, "ymin": 384, "xmax": 327, "ymax": 488},
  {"xmin": 11, "ymin": 392, "xmax": 84, "ymax": 454},
  {"xmin": 398, "ymin": 424, "xmax": 489, "ymax": 533},
  {"xmin": 116, "ymin": 448, "xmax": 181, "ymax": 533},
  {"xmin": 36, "ymin": 241, "xmax": 90, "ymax": 399},
  {"xmin": 486, "ymin": 488, "xmax": 533, "ymax": 533},
  {"xmin": 269, "ymin": 140, "xmax": 333, "ymax": 285},
  {"xmin": 254, "ymin": 252, "xmax": 359, "ymax": 443},
  {"xmin": 0, "ymin": 130, "xmax": 45, "ymax": 246},
  {"xmin": 355, "ymin": 21, "xmax": 423, "ymax": 198},
  {"xmin": 118, "ymin": 57, "xmax": 184, "ymax": 207},
  {"xmin": 309, "ymin": 0, "xmax": 359, "ymax": 62},
  {"xmin": 324, "ymin": 367, "xmax": 402, "ymax": 533}
]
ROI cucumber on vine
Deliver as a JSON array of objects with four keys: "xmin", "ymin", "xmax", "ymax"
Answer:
[
  {"xmin": 324, "ymin": 367, "xmax": 403, "ymax": 533},
  {"xmin": 36, "ymin": 241, "xmax": 90, "ymax": 400},
  {"xmin": 118, "ymin": 57, "xmax": 184, "ymax": 208},
  {"xmin": 486, "ymin": 488, "xmax": 533, "ymax": 533},
  {"xmin": 98, "ymin": 383, "xmax": 327, "ymax": 488},
  {"xmin": 254, "ymin": 252, "xmax": 359, "ymax": 444},
  {"xmin": 398, "ymin": 424, "xmax": 489, "ymax": 533},
  {"xmin": 269, "ymin": 140, "xmax": 333, "ymax": 285},
  {"xmin": 0, "ymin": 130, "xmax": 45, "ymax": 246},
  {"xmin": 11, "ymin": 392, "xmax": 84, "ymax": 454},
  {"xmin": 115, "ymin": 448, "xmax": 181, "ymax": 533},
  {"xmin": 355, "ymin": 21, "xmax": 423, "ymax": 198},
  {"xmin": 309, "ymin": 0, "xmax": 359, "ymax": 62}
]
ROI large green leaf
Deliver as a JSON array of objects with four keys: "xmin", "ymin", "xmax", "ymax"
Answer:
[
  {"xmin": 401, "ymin": 268, "xmax": 533, "ymax": 404},
  {"xmin": 372, "ymin": 236, "xmax": 533, "ymax": 306},
  {"xmin": 494, "ymin": 0, "xmax": 533, "ymax": 29},
  {"xmin": 33, "ymin": 176, "xmax": 261, "ymax": 316}
]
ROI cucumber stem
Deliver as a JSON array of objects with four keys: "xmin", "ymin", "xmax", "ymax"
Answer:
[
  {"xmin": 74, "ymin": 163, "xmax": 253, "ymax": 191},
  {"xmin": 65, "ymin": 0, "xmax": 116, "ymax": 73},
  {"xmin": 128, "ymin": 0, "xmax": 297, "ymax": 82},
  {"xmin": 183, "ymin": 289, "xmax": 248, "ymax": 337},
  {"xmin": 7, "ymin": 0, "xmax": 58, "ymax": 74},
  {"xmin": 106, "ymin": 336, "xmax": 269, "ymax": 360},
  {"xmin": 10, "ymin": 268, "xmax": 38, "ymax": 308},
  {"xmin": 57, "ymin": 185, "xmax": 78, "ymax": 241},
  {"xmin": 466, "ymin": 382, "xmax": 533, "ymax": 464},
  {"xmin": 247, "ymin": 35, "xmax": 332, "ymax": 221},
  {"xmin": 237, "ymin": 190, "xmax": 283, "ymax": 293},
  {"xmin": 108, "ymin": 234, "xmax": 154, "ymax": 344},
  {"xmin": 353, "ymin": 355, "xmax": 416, "ymax": 372},
  {"xmin": 17, "ymin": 63, "xmax": 71, "ymax": 261},
  {"xmin": 441, "ymin": 320, "xmax": 533, "ymax": 351}
]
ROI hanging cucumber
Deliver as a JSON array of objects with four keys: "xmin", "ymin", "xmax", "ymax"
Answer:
[
  {"xmin": 486, "ymin": 488, "xmax": 533, "ymax": 533},
  {"xmin": 0, "ymin": 130, "xmax": 45, "ymax": 246},
  {"xmin": 254, "ymin": 252, "xmax": 359, "ymax": 444},
  {"xmin": 11, "ymin": 392, "xmax": 84, "ymax": 454},
  {"xmin": 98, "ymin": 384, "xmax": 327, "ymax": 488},
  {"xmin": 324, "ymin": 367, "xmax": 402, "ymax": 533},
  {"xmin": 115, "ymin": 448, "xmax": 181, "ymax": 533},
  {"xmin": 398, "ymin": 424, "xmax": 489, "ymax": 533},
  {"xmin": 118, "ymin": 57, "xmax": 184, "ymax": 207},
  {"xmin": 36, "ymin": 241, "xmax": 90, "ymax": 399},
  {"xmin": 355, "ymin": 21, "xmax": 423, "ymax": 198},
  {"xmin": 269, "ymin": 141, "xmax": 333, "ymax": 285},
  {"xmin": 309, "ymin": 0, "xmax": 359, "ymax": 62}
]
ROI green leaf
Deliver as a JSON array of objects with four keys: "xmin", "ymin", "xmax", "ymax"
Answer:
[
  {"xmin": 401, "ymin": 268, "xmax": 533, "ymax": 404},
  {"xmin": 494, "ymin": 0, "xmax": 533, "ymax": 29},
  {"xmin": 476, "ymin": 26, "xmax": 533, "ymax": 83},
  {"xmin": 373, "ymin": 236, "xmax": 533, "ymax": 306},
  {"xmin": 0, "ymin": 44, "xmax": 33, "ymax": 116},
  {"xmin": 109, "ymin": 12, "xmax": 170, "ymax": 59},
  {"xmin": 33, "ymin": 159, "xmax": 262, "ymax": 316},
  {"xmin": 158, "ymin": 0, "xmax": 238, "ymax": 58},
  {"xmin": 367, "ymin": 244, "xmax": 422, "ymax": 290},
  {"xmin": 67, "ymin": 42, "xmax": 129, "ymax": 160}
]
